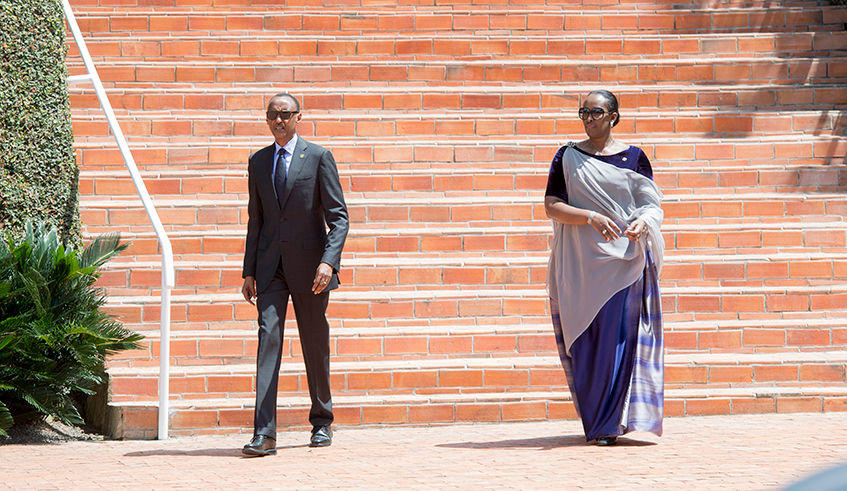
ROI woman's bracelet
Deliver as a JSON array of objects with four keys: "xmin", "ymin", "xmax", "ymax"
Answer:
[{"xmin": 587, "ymin": 211, "xmax": 596, "ymax": 224}]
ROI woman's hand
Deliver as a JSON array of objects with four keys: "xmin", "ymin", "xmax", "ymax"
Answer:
[
  {"xmin": 589, "ymin": 212, "xmax": 622, "ymax": 241},
  {"xmin": 624, "ymin": 218, "xmax": 648, "ymax": 242}
]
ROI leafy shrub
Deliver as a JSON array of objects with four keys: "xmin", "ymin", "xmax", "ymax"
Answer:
[
  {"xmin": 0, "ymin": 0, "xmax": 81, "ymax": 246},
  {"xmin": 0, "ymin": 222, "xmax": 142, "ymax": 436}
]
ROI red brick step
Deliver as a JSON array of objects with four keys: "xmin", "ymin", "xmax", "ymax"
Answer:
[
  {"xmin": 78, "ymin": 163, "xmax": 847, "ymax": 202},
  {"xmin": 67, "ymin": 83, "xmax": 847, "ymax": 113},
  {"xmin": 109, "ymin": 316, "xmax": 847, "ymax": 371},
  {"xmin": 65, "ymin": 0, "xmax": 835, "ymax": 10},
  {"xmin": 72, "ymin": 135, "xmax": 847, "ymax": 171},
  {"xmin": 108, "ymin": 383, "xmax": 847, "ymax": 439},
  {"xmin": 77, "ymin": 191, "xmax": 847, "ymax": 231},
  {"xmin": 101, "ymin": 282, "xmax": 847, "ymax": 331},
  {"xmin": 104, "ymin": 352, "xmax": 847, "ymax": 404},
  {"xmin": 66, "ymin": 5, "xmax": 847, "ymax": 36},
  {"xmin": 66, "ymin": 31, "xmax": 847, "ymax": 62},
  {"xmin": 63, "ymin": 56, "xmax": 847, "ymax": 85},
  {"xmin": 95, "ymin": 251, "xmax": 847, "ymax": 296},
  {"xmin": 67, "ymin": 109, "xmax": 847, "ymax": 141}
]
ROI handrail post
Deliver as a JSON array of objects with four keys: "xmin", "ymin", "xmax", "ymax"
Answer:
[{"xmin": 62, "ymin": 0, "xmax": 176, "ymax": 440}]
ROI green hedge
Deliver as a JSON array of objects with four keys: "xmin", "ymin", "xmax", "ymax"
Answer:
[{"xmin": 0, "ymin": 0, "xmax": 81, "ymax": 248}]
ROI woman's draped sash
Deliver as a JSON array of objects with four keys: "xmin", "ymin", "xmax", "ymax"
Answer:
[{"xmin": 546, "ymin": 145, "xmax": 664, "ymax": 356}]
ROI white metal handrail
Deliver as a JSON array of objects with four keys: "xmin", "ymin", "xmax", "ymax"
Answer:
[{"xmin": 62, "ymin": 0, "xmax": 175, "ymax": 440}]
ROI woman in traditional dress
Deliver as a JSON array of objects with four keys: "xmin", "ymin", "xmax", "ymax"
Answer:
[{"xmin": 544, "ymin": 90, "xmax": 665, "ymax": 446}]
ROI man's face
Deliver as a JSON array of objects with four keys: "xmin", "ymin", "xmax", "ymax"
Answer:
[{"xmin": 266, "ymin": 96, "xmax": 301, "ymax": 145}]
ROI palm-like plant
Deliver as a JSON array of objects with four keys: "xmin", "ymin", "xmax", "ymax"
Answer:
[{"xmin": 0, "ymin": 222, "xmax": 143, "ymax": 435}]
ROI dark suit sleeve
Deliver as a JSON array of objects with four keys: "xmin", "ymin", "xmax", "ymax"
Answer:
[
  {"xmin": 242, "ymin": 153, "xmax": 264, "ymax": 278},
  {"xmin": 317, "ymin": 149, "xmax": 349, "ymax": 273}
]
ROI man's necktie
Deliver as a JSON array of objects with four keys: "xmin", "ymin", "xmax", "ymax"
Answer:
[{"xmin": 275, "ymin": 149, "xmax": 287, "ymax": 209}]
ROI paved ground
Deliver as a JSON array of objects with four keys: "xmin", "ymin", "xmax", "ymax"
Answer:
[{"xmin": 2, "ymin": 412, "xmax": 846, "ymax": 490}]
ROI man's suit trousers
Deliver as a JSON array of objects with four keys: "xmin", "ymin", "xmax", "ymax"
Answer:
[{"xmin": 253, "ymin": 261, "xmax": 333, "ymax": 438}]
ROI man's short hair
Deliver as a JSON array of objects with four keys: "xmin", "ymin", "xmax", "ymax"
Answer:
[{"xmin": 268, "ymin": 92, "xmax": 300, "ymax": 112}]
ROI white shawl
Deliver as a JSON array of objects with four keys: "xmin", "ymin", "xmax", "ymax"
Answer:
[{"xmin": 546, "ymin": 145, "xmax": 664, "ymax": 355}]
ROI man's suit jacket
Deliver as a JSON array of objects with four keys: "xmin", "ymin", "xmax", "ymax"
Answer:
[{"xmin": 242, "ymin": 137, "xmax": 349, "ymax": 294}]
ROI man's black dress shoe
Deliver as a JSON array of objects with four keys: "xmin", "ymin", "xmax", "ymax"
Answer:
[
  {"xmin": 242, "ymin": 435, "xmax": 277, "ymax": 456},
  {"xmin": 596, "ymin": 436, "xmax": 618, "ymax": 446},
  {"xmin": 310, "ymin": 425, "xmax": 332, "ymax": 447}
]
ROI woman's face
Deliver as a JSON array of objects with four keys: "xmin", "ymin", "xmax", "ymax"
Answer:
[{"xmin": 580, "ymin": 93, "xmax": 616, "ymax": 139}]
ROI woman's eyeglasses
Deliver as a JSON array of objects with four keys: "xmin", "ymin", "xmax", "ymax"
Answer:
[
  {"xmin": 266, "ymin": 110, "xmax": 299, "ymax": 121},
  {"xmin": 578, "ymin": 107, "xmax": 608, "ymax": 120}
]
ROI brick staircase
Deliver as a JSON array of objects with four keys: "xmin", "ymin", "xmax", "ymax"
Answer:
[{"xmin": 65, "ymin": 0, "xmax": 847, "ymax": 438}]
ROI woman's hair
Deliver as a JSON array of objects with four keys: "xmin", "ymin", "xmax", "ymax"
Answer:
[{"xmin": 587, "ymin": 90, "xmax": 620, "ymax": 127}]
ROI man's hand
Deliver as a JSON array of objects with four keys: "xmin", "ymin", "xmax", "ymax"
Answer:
[
  {"xmin": 312, "ymin": 263, "xmax": 333, "ymax": 295},
  {"xmin": 242, "ymin": 276, "xmax": 257, "ymax": 305}
]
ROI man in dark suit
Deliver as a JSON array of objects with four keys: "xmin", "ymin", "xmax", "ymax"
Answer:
[{"xmin": 241, "ymin": 93, "xmax": 348, "ymax": 456}]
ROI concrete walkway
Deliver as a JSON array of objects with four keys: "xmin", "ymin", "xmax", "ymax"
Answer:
[{"xmin": 2, "ymin": 413, "xmax": 846, "ymax": 490}]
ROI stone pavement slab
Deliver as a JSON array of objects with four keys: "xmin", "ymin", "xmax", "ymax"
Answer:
[{"xmin": 1, "ymin": 413, "xmax": 846, "ymax": 491}]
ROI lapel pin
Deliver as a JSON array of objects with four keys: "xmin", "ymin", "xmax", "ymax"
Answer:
[{"xmin": 300, "ymin": 153, "xmax": 305, "ymax": 158}]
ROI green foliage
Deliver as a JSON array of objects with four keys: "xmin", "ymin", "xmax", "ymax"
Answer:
[
  {"xmin": 0, "ymin": 400, "xmax": 11, "ymax": 437},
  {"xmin": 0, "ymin": 0, "xmax": 81, "ymax": 247},
  {"xmin": 0, "ymin": 222, "xmax": 143, "ymax": 434}
]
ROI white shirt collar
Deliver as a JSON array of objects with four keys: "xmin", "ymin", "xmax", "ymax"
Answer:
[{"xmin": 274, "ymin": 134, "xmax": 298, "ymax": 157}]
